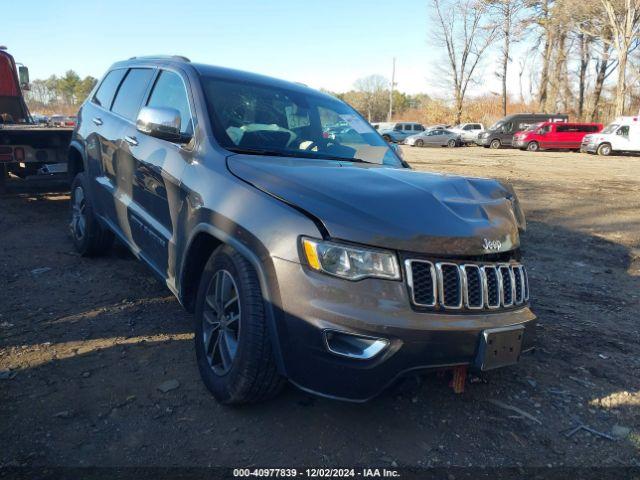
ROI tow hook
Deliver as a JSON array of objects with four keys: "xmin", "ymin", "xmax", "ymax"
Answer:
[{"xmin": 450, "ymin": 365, "xmax": 468, "ymax": 394}]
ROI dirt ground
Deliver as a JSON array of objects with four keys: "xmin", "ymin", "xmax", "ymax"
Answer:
[{"xmin": 1, "ymin": 146, "xmax": 639, "ymax": 469}]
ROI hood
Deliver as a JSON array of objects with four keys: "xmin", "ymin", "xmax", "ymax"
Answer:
[{"xmin": 228, "ymin": 155, "xmax": 525, "ymax": 256}]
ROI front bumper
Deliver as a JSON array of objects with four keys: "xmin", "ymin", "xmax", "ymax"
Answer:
[
  {"xmin": 476, "ymin": 136, "xmax": 489, "ymax": 146},
  {"xmin": 581, "ymin": 142, "xmax": 596, "ymax": 153},
  {"xmin": 271, "ymin": 257, "xmax": 536, "ymax": 401},
  {"xmin": 513, "ymin": 139, "xmax": 526, "ymax": 148}
]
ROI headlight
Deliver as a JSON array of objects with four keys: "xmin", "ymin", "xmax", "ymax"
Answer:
[{"xmin": 301, "ymin": 237, "xmax": 400, "ymax": 281}]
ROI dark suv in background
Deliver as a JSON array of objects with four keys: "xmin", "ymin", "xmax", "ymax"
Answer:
[{"xmin": 68, "ymin": 56, "xmax": 536, "ymax": 404}]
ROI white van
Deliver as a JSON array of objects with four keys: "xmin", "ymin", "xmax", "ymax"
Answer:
[{"xmin": 581, "ymin": 116, "xmax": 640, "ymax": 156}]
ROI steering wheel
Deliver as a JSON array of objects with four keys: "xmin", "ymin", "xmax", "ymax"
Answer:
[{"xmin": 299, "ymin": 140, "xmax": 320, "ymax": 151}]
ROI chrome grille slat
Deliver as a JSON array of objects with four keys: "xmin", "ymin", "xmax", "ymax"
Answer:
[
  {"xmin": 462, "ymin": 264, "xmax": 484, "ymax": 309},
  {"xmin": 405, "ymin": 260, "xmax": 436, "ymax": 307},
  {"xmin": 408, "ymin": 260, "xmax": 529, "ymax": 311},
  {"xmin": 436, "ymin": 262, "xmax": 463, "ymax": 309}
]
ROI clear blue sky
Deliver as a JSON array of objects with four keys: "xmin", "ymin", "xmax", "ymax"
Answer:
[{"xmin": 3, "ymin": 0, "xmax": 523, "ymax": 96}]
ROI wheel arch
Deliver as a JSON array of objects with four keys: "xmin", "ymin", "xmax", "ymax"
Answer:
[
  {"xmin": 67, "ymin": 141, "xmax": 87, "ymax": 181},
  {"xmin": 178, "ymin": 223, "xmax": 287, "ymax": 375}
]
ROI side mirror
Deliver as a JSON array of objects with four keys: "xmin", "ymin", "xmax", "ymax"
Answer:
[
  {"xmin": 136, "ymin": 106, "xmax": 184, "ymax": 142},
  {"xmin": 18, "ymin": 66, "xmax": 30, "ymax": 90}
]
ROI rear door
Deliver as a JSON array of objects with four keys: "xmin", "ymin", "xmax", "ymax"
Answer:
[
  {"xmin": 119, "ymin": 68, "xmax": 193, "ymax": 279},
  {"xmin": 83, "ymin": 68, "xmax": 128, "ymax": 220}
]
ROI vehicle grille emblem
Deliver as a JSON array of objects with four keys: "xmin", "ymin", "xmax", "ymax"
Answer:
[{"xmin": 482, "ymin": 238, "xmax": 502, "ymax": 252}]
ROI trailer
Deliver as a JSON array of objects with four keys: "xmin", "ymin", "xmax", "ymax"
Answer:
[{"xmin": 0, "ymin": 46, "xmax": 72, "ymax": 191}]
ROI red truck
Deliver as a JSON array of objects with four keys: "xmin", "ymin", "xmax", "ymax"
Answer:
[
  {"xmin": 0, "ymin": 46, "xmax": 72, "ymax": 190},
  {"xmin": 513, "ymin": 122, "xmax": 603, "ymax": 152}
]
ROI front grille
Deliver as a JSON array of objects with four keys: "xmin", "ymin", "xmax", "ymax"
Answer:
[{"xmin": 406, "ymin": 260, "xmax": 529, "ymax": 311}]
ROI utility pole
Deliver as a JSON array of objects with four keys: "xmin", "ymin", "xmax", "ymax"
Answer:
[{"xmin": 388, "ymin": 57, "xmax": 396, "ymax": 122}]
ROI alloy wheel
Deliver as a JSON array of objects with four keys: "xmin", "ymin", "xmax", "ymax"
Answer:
[
  {"xmin": 202, "ymin": 269, "xmax": 241, "ymax": 376},
  {"xmin": 70, "ymin": 186, "xmax": 87, "ymax": 241}
]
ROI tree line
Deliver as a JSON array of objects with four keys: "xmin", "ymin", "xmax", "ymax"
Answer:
[
  {"xmin": 25, "ymin": 70, "xmax": 97, "ymax": 115},
  {"xmin": 333, "ymin": 0, "xmax": 639, "ymax": 126}
]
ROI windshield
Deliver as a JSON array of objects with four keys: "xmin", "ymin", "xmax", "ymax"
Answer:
[
  {"xmin": 201, "ymin": 76, "xmax": 401, "ymax": 166},
  {"xmin": 601, "ymin": 123, "xmax": 619, "ymax": 134},
  {"xmin": 524, "ymin": 122, "xmax": 543, "ymax": 131},
  {"xmin": 489, "ymin": 121, "xmax": 504, "ymax": 131}
]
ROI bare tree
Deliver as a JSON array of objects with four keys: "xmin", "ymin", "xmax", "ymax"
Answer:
[
  {"xmin": 430, "ymin": 0, "xmax": 498, "ymax": 124},
  {"xmin": 486, "ymin": 0, "xmax": 527, "ymax": 115},
  {"xmin": 353, "ymin": 75, "xmax": 389, "ymax": 122},
  {"xmin": 531, "ymin": 0, "xmax": 556, "ymax": 111},
  {"xmin": 601, "ymin": 0, "xmax": 640, "ymax": 116}
]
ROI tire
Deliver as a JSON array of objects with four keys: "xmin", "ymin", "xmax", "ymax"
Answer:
[
  {"xmin": 597, "ymin": 143, "xmax": 612, "ymax": 156},
  {"xmin": 194, "ymin": 245, "xmax": 285, "ymax": 405},
  {"xmin": 489, "ymin": 139, "xmax": 501, "ymax": 149},
  {"xmin": 526, "ymin": 141, "xmax": 539, "ymax": 152},
  {"xmin": 69, "ymin": 172, "xmax": 114, "ymax": 256},
  {"xmin": 447, "ymin": 139, "xmax": 457, "ymax": 148},
  {"xmin": 415, "ymin": 139, "xmax": 424, "ymax": 147},
  {"xmin": 382, "ymin": 134, "xmax": 392, "ymax": 142}
]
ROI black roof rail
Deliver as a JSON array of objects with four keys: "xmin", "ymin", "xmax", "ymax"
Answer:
[{"xmin": 128, "ymin": 55, "xmax": 191, "ymax": 62}]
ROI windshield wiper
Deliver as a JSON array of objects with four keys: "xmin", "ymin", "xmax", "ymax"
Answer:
[{"xmin": 226, "ymin": 147, "xmax": 371, "ymax": 164}]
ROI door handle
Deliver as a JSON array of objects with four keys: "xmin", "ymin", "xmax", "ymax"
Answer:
[
  {"xmin": 124, "ymin": 135, "xmax": 138, "ymax": 147},
  {"xmin": 92, "ymin": 117, "xmax": 103, "ymax": 126}
]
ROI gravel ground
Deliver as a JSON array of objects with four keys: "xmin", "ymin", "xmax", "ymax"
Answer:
[{"xmin": 0, "ymin": 146, "xmax": 638, "ymax": 468}]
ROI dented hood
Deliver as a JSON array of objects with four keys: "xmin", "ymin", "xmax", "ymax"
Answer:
[{"xmin": 228, "ymin": 155, "xmax": 525, "ymax": 255}]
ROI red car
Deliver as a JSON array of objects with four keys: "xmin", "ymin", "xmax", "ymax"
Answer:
[{"xmin": 513, "ymin": 122, "xmax": 603, "ymax": 152}]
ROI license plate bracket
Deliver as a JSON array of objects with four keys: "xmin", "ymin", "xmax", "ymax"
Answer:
[{"xmin": 475, "ymin": 325, "xmax": 524, "ymax": 371}]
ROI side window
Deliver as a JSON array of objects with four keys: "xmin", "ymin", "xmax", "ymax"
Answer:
[
  {"xmin": 404, "ymin": 124, "xmax": 413, "ymax": 131},
  {"xmin": 463, "ymin": 125, "xmax": 473, "ymax": 130},
  {"xmin": 473, "ymin": 124, "xmax": 481, "ymax": 130},
  {"xmin": 93, "ymin": 69, "xmax": 127, "ymax": 108},
  {"xmin": 146, "ymin": 70, "xmax": 193, "ymax": 135},
  {"xmin": 617, "ymin": 126, "xmax": 629, "ymax": 136},
  {"xmin": 111, "ymin": 68, "xmax": 155, "ymax": 121},
  {"xmin": 540, "ymin": 125, "xmax": 552, "ymax": 134},
  {"xmin": 416, "ymin": 124, "xmax": 425, "ymax": 131}
]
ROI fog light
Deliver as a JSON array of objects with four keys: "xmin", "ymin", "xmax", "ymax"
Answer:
[{"xmin": 324, "ymin": 330, "xmax": 388, "ymax": 360}]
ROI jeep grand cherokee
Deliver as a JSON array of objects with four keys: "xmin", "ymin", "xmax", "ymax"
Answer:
[{"xmin": 67, "ymin": 55, "xmax": 535, "ymax": 404}]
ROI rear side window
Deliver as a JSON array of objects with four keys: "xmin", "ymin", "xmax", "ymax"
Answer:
[
  {"xmin": 93, "ymin": 69, "xmax": 126, "ymax": 108},
  {"xmin": 416, "ymin": 125, "xmax": 425, "ymax": 131},
  {"xmin": 146, "ymin": 70, "xmax": 193, "ymax": 135},
  {"xmin": 111, "ymin": 68, "xmax": 155, "ymax": 121}
]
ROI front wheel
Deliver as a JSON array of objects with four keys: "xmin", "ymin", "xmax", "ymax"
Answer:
[
  {"xmin": 194, "ymin": 245, "xmax": 285, "ymax": 405},
  {"xmin": 415, "ymin": 139, "xmax": 424, "ymax": 147},
  {"xmin": 597, "ymin": 143, "xmax": 612, "ymax": 156},
  {"xmin": 526, "ymin": 141, "xmax": 540, "ymax": 152},
  {"xmin": 447, "ymin": 139, "xmax": 457, "ymax": 148},
  {"xmin": 382, "ymin": 134, "xmax": 392, "ymax": 143},
  {"xmin": 69, "ymin": 172, "xmax": 114, "ymax": 256},
  {"xmin": 490, "ymin": 139, "xmax": 501, "ymax": 149}
]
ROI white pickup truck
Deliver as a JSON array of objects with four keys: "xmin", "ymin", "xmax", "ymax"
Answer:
[
  {"xmin": 580, "ymin": 116, "xmax": 640, "ymax": 156},
  {"xmin": 450, "ymin": 122, "xmax": 485, "ymax": 144}
]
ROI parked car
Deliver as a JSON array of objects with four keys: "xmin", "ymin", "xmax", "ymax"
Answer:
[
  {"xmin": 580, "ymin": 116, "xmax": 640, "ymax": 156},
  {"xmin": 513, "ymin": 122, "xmax": 602, "ymax": 151},
  {"xmin": 372, "ymin": 122, "xmax": 425, "ymax": 143},
  {"xmin": 451, "ymin": 123, "xmax": 484, "ymax": 144},
  {"xmin": 69, "ymin": 55, "xmax": 535, "ymax": 404},
  {"xmin": 405, "ymin": 129, "xmax": 461, "ymax": 148},
  {"xmin": 477, "ymin": 113, "xmax": 569, "ymax": 148},
  {"xmin": 49, "ymin": 114, "xmax": 66, "ymax": 126}
]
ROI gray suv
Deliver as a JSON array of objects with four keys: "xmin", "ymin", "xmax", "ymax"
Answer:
[{"xmin": 68, "ymin": 56, "xmax": 536, "ymax": 404}]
